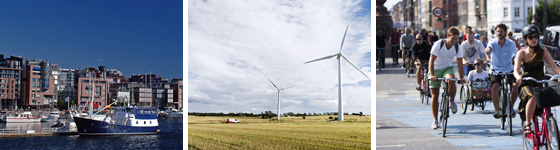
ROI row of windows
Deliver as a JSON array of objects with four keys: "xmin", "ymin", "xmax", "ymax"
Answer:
[
  {"xmin": 136, "ymin": 121, "xmax": 153, "ymax": 125},
  {"xmin": 504, "ymin": 7, "xmax": 532, "ymax": 18}
]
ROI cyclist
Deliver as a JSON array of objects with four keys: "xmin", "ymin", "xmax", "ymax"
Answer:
[
  {"xmin": 461, "ymin": 30, "xmax": 487, "ymax": 76},
  {"xmin": 429, "ymin": 27, "xmax": 466, "ymax": 129},
  {"xmin": 486, "ymin": 23, "xmax": 520, "ymax": 119},
  {"xmin": 513, "ymin": 24, "xmax": 560, "ymax": 134},
  {"xmin": 411, "ymin": 34, "xmax": 431, "ymax": 90},
  {"xmin": 377, "ymin": 29, "xmax": 388, "ymax": 68},
  {"xmin": 389, "ymin": 28, "xmax": 401, "ymax": 65},
  {"xmin": 431, "ymin": 31, "xmax": 439, "ymax": 45},
  {"xmin": 507, "ymin": 31, "xmax": 521, "ymax": 51},
  {"xmin": 400, "ymin": 27, "xmax": 415, "ymax": 71},
  {"xmin": 467, "ymin": 59, "xmax": 490, "ymax": 85},
  {"xmin": 467, "ymin": 59, "xmax": 491, "ymax": 100}
]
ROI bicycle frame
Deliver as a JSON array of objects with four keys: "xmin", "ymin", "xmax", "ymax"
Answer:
[
  {"xmin": 437, "ymin": 77, "xmax": 458, "ymax": 137},
  {"xmin": 492, "ymin": 70, "xmax": 513, "ymax": 136}
]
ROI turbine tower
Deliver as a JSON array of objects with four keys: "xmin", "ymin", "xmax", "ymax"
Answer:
[
  {"xmin": 303, "ymin": 25, "xmax": 369, "ymax": 121},
  {"xmin": 268, "ymin": 79, "xmax": 291, "ymax": 120}
]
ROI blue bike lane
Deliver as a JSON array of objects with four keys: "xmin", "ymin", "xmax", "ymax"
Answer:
[{"xmin": 374, "ymin": 58, "xmax": 560, "ymax": 149}]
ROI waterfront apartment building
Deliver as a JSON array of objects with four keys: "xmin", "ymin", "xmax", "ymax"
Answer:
[
  {"xmin": 0, "ymin": 55, "xmax": 23, "ymax": 110},
  {"xmin": 171, "ymin": 79, "xmax": 182, "ymax": 110},
  {"xmin": 23, "ymin": 59, "xmax": 55, "ymax": 109},
  {"xmin": 75, "ymin": 67, "xmax": 108, "ymax": 109},
  {"xmin": 57, "ymin": 69, "xmax": 76, "ymax": 106}
]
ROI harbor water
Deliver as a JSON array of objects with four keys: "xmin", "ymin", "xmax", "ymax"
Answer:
[{"xmin": 0, "ymin": 118, "xmax": 183, "ymax": 149}]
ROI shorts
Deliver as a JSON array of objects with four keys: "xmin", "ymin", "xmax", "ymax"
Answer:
[
  {"xmin": 518, "ymin": 86, "xmax": 543, "ymax": 121},
  {"xmin": 429, "ymin": 66, "xmax": 455, "ymax": 88},
  {"xmin": 490, "ymin": 74, "xmax": 515, "ymax": 86}
]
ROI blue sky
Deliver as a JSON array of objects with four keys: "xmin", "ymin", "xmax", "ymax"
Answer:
[
  {"xmin": 188, "ymin": 0, "xmax": 371, "ymax": 114},
  {"xmin": 0, "ymin": 0, "xmax": 182, "ymax": 79}
]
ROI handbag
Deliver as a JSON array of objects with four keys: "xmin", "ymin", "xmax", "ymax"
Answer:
[{"xmin": 534, "ymin": 85, "xmax": 560, "ymax": 108}]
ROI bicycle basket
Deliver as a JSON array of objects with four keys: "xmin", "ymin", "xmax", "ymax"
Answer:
[
  {"xmin": 471, "ymin": 78, "xmax": 491, "ymax": 100},
  {"xmin": 534, "ymin": 85, "xmax": 560, "ymax": 108}
]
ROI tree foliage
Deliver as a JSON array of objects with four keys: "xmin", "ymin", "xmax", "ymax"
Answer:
[{"xmin": 527, "ymin": 0, "xmax": 560, "ymax": 32}]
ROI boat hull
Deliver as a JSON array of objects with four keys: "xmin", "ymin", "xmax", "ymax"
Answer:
[
  {"xmin": 1, "ymin": 117, "xmax": 42, "ymax": 123},
  {"xmin": 73, "ymin": 117, "xmax": 158, "ymax": 135}
]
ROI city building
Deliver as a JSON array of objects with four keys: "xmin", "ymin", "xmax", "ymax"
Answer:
[
  {"xmin": 468, "ymin": 0, "xmax": 488, "ymax": 37},
  {"xmin": 58, "ymin": 68, "xmax": 77, "ymax": 107},
  {"xmin": 487, "ymin": 0, "xmax": 535, "ymax": 38},
  {"xmin": 0, "ymin": 55, "xmax": 23, "ymax": 110},
  {"xmin": 171, "ymin": 79, "xmax": 183, "ymax": 110},
  {"xmin": 75, "ymin": 67, "xmax": 108, "ymax": 109},
  {"xmin": 23, "ymin": 59, "xmax": 56, "ymax": 109}
]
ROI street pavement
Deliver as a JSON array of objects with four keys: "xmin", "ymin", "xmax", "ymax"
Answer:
[{"xmin": 374, "ymin": 57, "xmax": 560, "ymax": 149}]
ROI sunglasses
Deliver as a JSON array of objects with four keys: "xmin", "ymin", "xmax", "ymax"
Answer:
[
  {"xmin": 416, "ymin": 38, "xmax": 422, "ymax": 40},
  {"xmin": 474, "ymin": 63, "xmax": 482, "ymax": 66},
  {"xmin": 527, "ymin": 35, "xmax": 539, "ymax": 40},
  {"xmin": 507, "ymin": 34, "xmax": 513, "ymax": 36}
]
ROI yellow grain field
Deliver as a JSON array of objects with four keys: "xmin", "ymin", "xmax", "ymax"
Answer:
[{"xmin": 188, "ymin": 115, "xmax": 371, "ymax": 150}]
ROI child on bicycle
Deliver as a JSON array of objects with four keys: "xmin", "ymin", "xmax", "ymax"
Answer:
[
  {"xmin": 429, "ymin": 27, "xmax": 466, "ymax": 129},
  {"xmin": 467, "ymin": 59, "xmax": 490, "ymax": 100},
  {"xmin": 513, "ymin": 25, "xmax": 560, "ymax": 134}
]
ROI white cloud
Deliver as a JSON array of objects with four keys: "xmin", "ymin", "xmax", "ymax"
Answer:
[{"xmin": 188, "ymin": 0, "xmax": 371, "ymax": 114}]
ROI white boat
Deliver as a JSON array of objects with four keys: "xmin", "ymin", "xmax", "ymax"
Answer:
[
  {"xmin": 44, "ymin": 109, "xmax": 60, "ymax": 121},
  {"xmin": 165, "ymin": 107, "xmax": 183, "ymax": 118},
  {"xmin": 1, "ymin": 111, "xmax": 42, "ymax": 123}
]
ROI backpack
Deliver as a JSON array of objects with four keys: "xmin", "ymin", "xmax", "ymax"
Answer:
[{"xmin": 438, "ymin": 39, "xmax": 460, "ymax": 54}]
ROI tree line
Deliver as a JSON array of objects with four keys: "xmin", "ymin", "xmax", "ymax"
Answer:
[{"xmin": 188, "ymin": 111, "xmax": 364, "ymax": 119}]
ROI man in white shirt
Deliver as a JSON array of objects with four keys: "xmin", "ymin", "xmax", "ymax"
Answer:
[
  {"xmin": 428, "ymin": 27, "xmax": 466, "ymax": 129},
  {"xmin": 461, "ymin": 30, "xmax": 487, "ymax": 76}
]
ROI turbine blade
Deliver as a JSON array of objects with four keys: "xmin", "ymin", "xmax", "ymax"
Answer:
[
  {"xmin": 268, "ymin": 78, "xmax": 279, "ymax": 89},
  {"xmin": 341, "ymin": 55, "xmax": 370, "ymax": 79},
  {"xmin": 303, "ymin": 54, "xmax": 338, "ymax": 64},
  {"xmin": 339, "ymin": 25, "xmax": 348, "ymax": 53},
  {"xmin": 280, "ymin": 87, "xmax": 294, "ymax": 90}
]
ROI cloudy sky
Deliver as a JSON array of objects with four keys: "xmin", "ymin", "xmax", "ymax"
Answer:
[{"xmin": 188, "ymin": 0, "xmax": 371, "ymax": 114}]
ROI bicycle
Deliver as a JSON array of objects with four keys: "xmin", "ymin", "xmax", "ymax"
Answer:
[
  {"xmin": 391, "ymin": 44, "xmax": 399, "ymax": 66},
  {"xmin": 377, "ymin": 47, "xmax": 384, "ymax": 71},
  {"xmin": 401, "ymin": 49, "xmax": 412, "ymax": 78},
  {"xmin": 493, "ymin": 70, "xmax": 514, "ymax": 136},
  {"xmin": 460, "ymin": 78, "xmax": 492, "ymax": 114},
  {"xmin": 437, "ymin": 77, "xmax": 458, "ymax": 137},
  {"xmin": 418, "ymin": 63, "xmax": 430, "ymax": 105},
  {"xmin": 522, "ymin": 75, "xmax": 560, "ymax": 150}
]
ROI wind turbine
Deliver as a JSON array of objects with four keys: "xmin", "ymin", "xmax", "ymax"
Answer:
[
  {"xmin": 303, "ymin": 25, "xmax": 369, "ymax": 121},
  {"xmin": 268, "ymin": 78, "xmax": 291, "ymax": 120}
]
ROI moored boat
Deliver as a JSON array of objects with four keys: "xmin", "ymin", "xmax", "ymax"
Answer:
[
  {"xmin": 1, "ymin": 111, "xmax": 42, "ymax": 123},
  {"xmin": 73, "ymin": 107, "xmax": 159, "ymax": 135}
]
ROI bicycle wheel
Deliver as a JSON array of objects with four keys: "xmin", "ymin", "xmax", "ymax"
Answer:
[
  {"xmin": 500, "ymin": 84, "xmax": 506, "ymax": 130},
  {"xmin": 507, "ymin": 83, "xmax": 513, "ymax": 136},
  {"xmin": 460, "ymin": 85, "xmax": 468, "ymax": 114},
  {"xmin": 424, "ymin": 73, "xmax": 430, "ymax": 105},
  {"xmin": 547, "ymin": 116, "xmax": 560, "ymax": 149},
  {"xmin": 442, "ymin": 95, "xmax": 449, "ymax": 137},
  {"xmin": 524, "ymin": 130, "xmax": 535, "ymax": 150},
  {"xmin": 420, "ymin": 74, "xmax": 426, "ymax": 104},
  {"xmin": 406, "ymin": 58, "xmax": 411, "ymax": 78}
]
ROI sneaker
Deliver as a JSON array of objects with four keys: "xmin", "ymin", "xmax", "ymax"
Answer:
[
  {"xmin": 431, "ymin": 120, "xmax": 439, "ymax": 129},
  {"xmin": 451, "ymin": 102, "xmax": 457, "ymax": 114},
  {"xmin": 493, "ymin": 111, "xmax": 501, "ymax": 119},
  {"xmin": 402, "ymin": 64, "xmax": 406, "ymax": 68},
  {"xmin": 416, "ymin": 85, "xmax": 422, "ymax": 91}
]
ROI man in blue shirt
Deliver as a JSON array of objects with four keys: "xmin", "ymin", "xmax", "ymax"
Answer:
[{"xmin": 486, "ymin": 23, "xmax": 519, "ymax": 119}]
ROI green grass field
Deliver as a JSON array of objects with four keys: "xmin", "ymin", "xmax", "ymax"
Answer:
[{"xmin": 188, "ymin": 115, "xmax": 371, "ymax": 150}]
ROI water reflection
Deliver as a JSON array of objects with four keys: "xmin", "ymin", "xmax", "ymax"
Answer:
[{"xmin": 0, "ymin": 121, "xmax": 58, "ymax": 134}]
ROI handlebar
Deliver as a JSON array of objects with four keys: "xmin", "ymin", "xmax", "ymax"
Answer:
[
  {"xmin": 436, "ymin": 78, "xmax": 458, "ymax": 82},
  {"xmin": 522, "ymin": 75, "xmax": 560, "ymax": 83}
]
